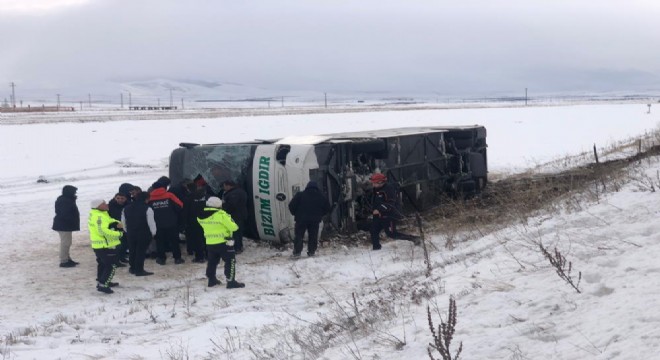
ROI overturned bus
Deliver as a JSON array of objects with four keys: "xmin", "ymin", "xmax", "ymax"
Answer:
[{"xmin": 169, "ymin": 126, "xmax": 487, "ymax": 243}]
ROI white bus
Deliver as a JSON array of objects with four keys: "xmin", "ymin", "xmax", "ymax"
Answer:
[{"xmin": 169, "ymin": 126, "xmax": 487, "ymax": 243}]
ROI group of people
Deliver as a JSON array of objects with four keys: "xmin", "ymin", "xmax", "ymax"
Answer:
[
  {"xmin": 51, "ymin": 176, "xmax": 248, "ymax": 294},
  {"xmin": 51, "ymin": 172, "xmax": 417, "ymax": 295}
]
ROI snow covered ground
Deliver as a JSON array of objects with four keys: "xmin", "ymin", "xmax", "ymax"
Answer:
[{"xmin": 1, "ymin": 103, "xmax": 659, "ymax": 359}]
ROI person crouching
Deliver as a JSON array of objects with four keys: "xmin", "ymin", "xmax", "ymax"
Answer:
[
  {"xmin": 197, "ymin": 197, "xmax": 245, "ymax": 289},
  {"xmin": 88, "ymin": 199, "xmax": 123, "ymax": 294}
]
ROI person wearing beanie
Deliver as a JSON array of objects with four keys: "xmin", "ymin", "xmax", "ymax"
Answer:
[
  {"xmin": 52, "ymin": 185, "xmax": 80, "ymax": 268},
  {"xmin": 287, "ymin": 180, "xmax": 331, "ymax": 257},
  {"xmin": 197, "ymin": 197, "xmax": 245, "ymax": 289},
  {"xmin": 88, "ymin": 199, "xmax": 123, "ymax": 294},
  {"xmin": 118, "ymin": 183, "xmax": 135, "ymax": 201}
]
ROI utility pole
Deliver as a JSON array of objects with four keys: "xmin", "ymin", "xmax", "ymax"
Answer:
[
  {"xmin": 525, "ymin": 88, "xmax": 528, "ymax": 106},
  {"xmin": 281, "ymin": 96, "xmax": 284, "ymax": 107},
  {"xmin": 324, "ymin": 92, "xmax": 327, "ymax": 108},
  {"xmin": 181, "ymin": 98, "xmax": 184, "ymax": 110},
  {"xmin": 88, "ymin": 93, "xmax": 92, "ymax": 108},
  {"xmin": 129, "ymin": 92, "xmax": 132, "ymax": 108},
  {"xmin": 56, "ymin": 94, "xmax": 61, "ymax": 110},
  {"xmin": 79, "ymin": 101, "xmax": 83, "ymax": 111},
  {"xmin": 169, "ymin": 88, "xmax": 173, "ymax": 107},
  {"xmin": 10, "ymin": 82, "xmax": 16, "ymax": 107},
  {"xmin": 120, "ymin": 93, "xmax": 124, "ymax": 109},
  {"xmin": 157, "ymin": 98, "xmax": 160, "ymax": 107}
]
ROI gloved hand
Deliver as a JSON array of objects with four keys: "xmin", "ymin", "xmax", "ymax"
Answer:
[{"xmin": 227, "ymin": 240, "xmax": 235, "ymax": 247}]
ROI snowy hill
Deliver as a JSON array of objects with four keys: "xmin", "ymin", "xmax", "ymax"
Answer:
[{"xmin": 1, "ymin": 104, "xmax": 659, "ymax": 359}]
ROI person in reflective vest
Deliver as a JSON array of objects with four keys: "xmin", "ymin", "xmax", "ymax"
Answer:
[
  {"xmin": 197, "ymin": 197, "xmax": 245, "ymax": 289},
  {"xmin": 88, "ymin": 199, "xmax": 123, "ymax": 294}
]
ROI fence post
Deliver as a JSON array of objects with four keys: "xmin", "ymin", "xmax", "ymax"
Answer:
[{"xmin": 593, "ymin": 144, "xmax": 599, "ymax": 164}]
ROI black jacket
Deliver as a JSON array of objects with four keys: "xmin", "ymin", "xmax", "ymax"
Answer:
[
  {"xmin": 288, "ymin": 182, "xmax": 331, "ymax": 223},
  {"xmin": 52, "ymin": 185, "xmax": 80, "ymax": 231},
  {"xmin": 183, "ymin": 188, "xmax": 207, "ymax": 229},
  {"xmin": 108, "ymin": 198, "xmax": 126, "ymax": 221},
  {"xmin": 148, "ymin": 187, "xmax": 183, "ymax": 228},
  {"xmin": 372, "ymin": 182, "xmax": 403, "ymax": 220},
  {"xmin": 123, "ymin": 199, "xmax": 155, "ymax": 237},
  {"xmin": 222, "ymin": 186, "xmax": 248, "ymax": 224}
]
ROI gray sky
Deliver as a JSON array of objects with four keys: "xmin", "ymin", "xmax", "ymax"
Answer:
[{"xmin": 1, "ymin": 0, "xmax": 660, "ymax": 96}]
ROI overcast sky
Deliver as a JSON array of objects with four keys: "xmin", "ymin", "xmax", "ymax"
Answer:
[{"xmin": 1, "ymin": 0, "xmax": 660, "ymax": 97}]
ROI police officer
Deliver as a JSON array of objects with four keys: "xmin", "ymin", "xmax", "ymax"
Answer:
[
  {"xmin": 197, "ymin": 197, "xmax": 245, "ymax": 289},
  {"xmin": 88, "ymin": 199, "xmax": 123, "ymax": 294}
]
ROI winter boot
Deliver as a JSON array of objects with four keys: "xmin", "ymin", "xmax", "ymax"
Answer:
[
  {"xmin": 135, "ymin": 270, "xmax": 154, "ymax": 276},
  {"xmin": 226, "ymin": 280, "xmax": 245, "ymax": 289},
  {"xmin": 208, "ymin": 278, "xmax": 221, "ymax": 287},
  {"xmin": 96, "ymin": 285, "xmax": 114, "ymax": 294}
]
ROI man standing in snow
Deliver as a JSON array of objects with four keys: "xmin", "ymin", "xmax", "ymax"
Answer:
[
  {"xmin": 198, "ymin": 197, "xmax": 245, "ymax": 289},
  {"xmin": 221, "ymin": 180, "xmax": 248, "ymax": 254},
  {"xmin": 183, "ymin": 181, "xmax": 208, "ymax": 263},
  {"xmin": 52, "ymin": 185, "xmax": 81, "ymax": 268},
  {"xmin": 88, "ymin": 199, "xmax": 123, "ymax": 294},
  {"xmin": 287, "ymin": 181, "xmax": 331, "ymax": 257},
  {"xmin": 122, "ymin": 191, "xmax": 157, "ymax": 277},
  {"xmin": 149, "ymin": 181, "xmax": 185, "ymax": 265}
]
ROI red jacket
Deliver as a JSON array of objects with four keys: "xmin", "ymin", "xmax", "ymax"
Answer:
[
  {"xmin": 149, "ymin": 188, "xmax": 183, "ymax": 207},
  {"xmin": 148, "ymin": 187, "xmax": 183, "ymax": 227}
]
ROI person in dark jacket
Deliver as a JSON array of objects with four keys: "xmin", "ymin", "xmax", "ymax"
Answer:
[
  {"xmin": 52, "ymin": 185, "xmax": 81, "ymax": 267},
  {"xmin": 149, "ymin": 181, "xmax": 185, "ymax": 265},
  {"xmin": 288, "ymin": 181, "xmax": 331, "ymax": 257},
  {"xmin": 122, "ymin": 191, "xmax": 157, "ymax": 276},
  {"xmin": 369, "ymin": 173, "xmax": 418, "ymax": 250},
  {"xmin": 222, "ymin": 180, "xmax": 248, "ymax": 254},
  {"xmin": 183, "ymin": 182, "xmax": 207, "ymax": 262},
  {"xmin": 108, "ymin": 192, "xmax": 129, "ymax": 264}
]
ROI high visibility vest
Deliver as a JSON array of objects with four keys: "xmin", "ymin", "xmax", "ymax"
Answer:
[
  {"xmin": 88, "ymin": 209, "xmax": 122, "ymax": 249},
  {"xmin": 197, "ymin": 208, "xmax": 238, "ymax": 245}
]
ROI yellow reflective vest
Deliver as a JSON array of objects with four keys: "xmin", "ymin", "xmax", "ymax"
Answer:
[
  {"xmin": 88, "ymin": 209, "xmax": 122, "ymax": 249},
  {"xmin": 197, "ymin": 207, "xmax": 238, "ymax": 245}
]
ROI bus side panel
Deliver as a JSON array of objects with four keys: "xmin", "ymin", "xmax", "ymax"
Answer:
[{"xmin": 252, "ymin": 145, "xmax": 280, "ymax": 242}]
